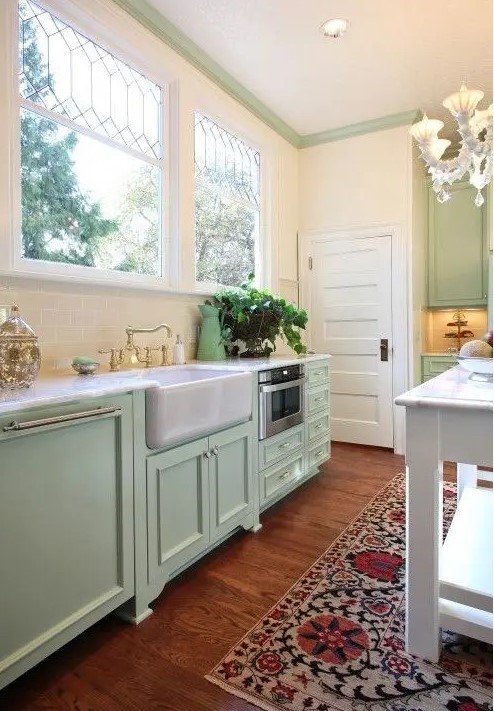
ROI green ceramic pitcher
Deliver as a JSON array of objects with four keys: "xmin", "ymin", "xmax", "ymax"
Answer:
[{"xmin": 196, "ymin": 304, "xmax": 226, "ymax": 361}]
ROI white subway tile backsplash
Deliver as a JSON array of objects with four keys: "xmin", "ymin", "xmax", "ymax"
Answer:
[{"xmin": 4, "ymin": 276, "xmax": 202, "ymax": 374}]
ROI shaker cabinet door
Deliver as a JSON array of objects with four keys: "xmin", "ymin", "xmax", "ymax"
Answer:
[
  {"xmin": 0, "ymin": 395, "xmax": 134, "ymax": 690},
  {"xmin": 209, "ymin": 422, "xmax": 253, "ymax": 542},
  {"xmin": 428, "ymin": 181, "xmax": 488, "ymax": 307},
  {"xmin": 146, "ymin": 438, "xmax": 210, "ymax": 582}
]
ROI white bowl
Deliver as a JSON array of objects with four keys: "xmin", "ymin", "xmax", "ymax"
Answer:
[{"xmin": 457, "ymin": 356, "xmax": 493, "ymax": 375}]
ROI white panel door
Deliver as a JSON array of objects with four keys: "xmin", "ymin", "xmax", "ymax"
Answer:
[{"xmin": 309, "ymin": 234, "xmax": 393, "ymax": 447}]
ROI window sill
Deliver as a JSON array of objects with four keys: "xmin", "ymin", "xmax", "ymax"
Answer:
[{"xmin": 0, "ymin": 264, "xmax": 217, "ymax": 298}]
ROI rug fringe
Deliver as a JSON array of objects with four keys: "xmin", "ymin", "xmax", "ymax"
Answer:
[
  {"xmin": 207, "ymin": 473, "xmax": 405, "ymax": 676},
  {"xmin": 205, "ymin": 674, "xmax": 282, "ymax": 711}
]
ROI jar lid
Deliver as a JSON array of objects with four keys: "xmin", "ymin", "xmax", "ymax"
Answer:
[{"xmin": 0, "ymin": 304, "xmax": 38, "ymax": 340}]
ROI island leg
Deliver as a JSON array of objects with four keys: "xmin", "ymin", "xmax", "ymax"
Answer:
[
  {"xmin": 457, "ymin": 463, "xmax": 478, "ymax": 500},
  {"xmin": 405, "ymin": 407, "xmax": 442, "ymax": 662}
]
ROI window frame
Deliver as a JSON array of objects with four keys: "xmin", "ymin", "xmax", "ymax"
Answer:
[
  {"xmin": 0, "ymin": 0, "xmax": 275, "ymax": 295},
  {"xmin": 6, "ymin": 0, "xmax": 173, "ymax": 290},
  {"xmin": 192, "ymin": 108, "xmax": 265, "ymax": 292}
]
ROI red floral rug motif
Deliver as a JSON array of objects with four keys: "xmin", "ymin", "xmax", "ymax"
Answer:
[{"xmin": 206, "ymin": 475, "xmax": 492, "ymax": 711}]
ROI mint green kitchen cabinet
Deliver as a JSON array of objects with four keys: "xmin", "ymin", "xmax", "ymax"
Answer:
[
  {"xmin": 421, "ymin": 354, "xmax": 457, "ymax": 382},
  {"xmin": 209, "ymin": 423, "xmax": 253, "ymax": 542},
  {"xmin": 257, "ymin": 358, "xmax": 331, "ymax": 512},
  {"xmin": 428, "ymin": 180, "xmax": 488, "ymax": 307},
  {"xmin": 0, "ymin": 395, "xmax": 134, "ymax": 691},
  {"xmin": 146, "ymin": 421, "xmax": 253, "ymax": 586},
  {"xmin": 258, "ymin": 425, "xmax": 305, "ymax": 509},
  {"xmin": 305, "ymin": 360, "xmax": 331, "ymax": 478}
]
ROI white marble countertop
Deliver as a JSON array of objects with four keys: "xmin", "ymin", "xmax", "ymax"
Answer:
[
  {"xmin": 421, "ymin": 352, "xmax": 458, "ymax": 357},
  {"xmin": 395, "ymin": 365, "xmax": 493, "ymax": 411},
  {"xmin": 185, "ymin": 353, "xmax": 330, "ymax": 372},
  {"xmin": 0, "ymin": 370, "xmax": 156, "ymax": 416},
  {"xmin": 0, "ymin": 353, "xmax": 330, "ymax": 415}
]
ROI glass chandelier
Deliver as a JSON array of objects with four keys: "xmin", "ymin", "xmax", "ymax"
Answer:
[{"xmin": 410, "ymin": 85, "xmax": 492, "ymax": 206}]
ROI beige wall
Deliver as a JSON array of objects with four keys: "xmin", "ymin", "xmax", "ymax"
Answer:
[
  {"xmin": 0, "ymin": 0, "xmax": 300, "ymax": 374},
  {"xmin": 299, "ymin": 126, "xmax": 411, "ymax": 232}
]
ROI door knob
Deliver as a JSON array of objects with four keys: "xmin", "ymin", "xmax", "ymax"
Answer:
[
  {"xmin": 380, "ymin": 338, "xmax": 389, "ymax": 362},
  {"xmin": 212, "ymin": 445, "xmax": 219, "ymax": 456},
  {"xmin": 203, "ymin": 450, "xmax": 211, "ymax": 459}
]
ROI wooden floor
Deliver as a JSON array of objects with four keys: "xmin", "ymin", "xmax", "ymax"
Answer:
[{"xmin": 2, "ymin": 443, "xmax": 405, "ymax": 711}]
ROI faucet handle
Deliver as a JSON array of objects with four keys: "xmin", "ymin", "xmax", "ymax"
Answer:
[{"xmin": 98, "ymin": 348, "xmax": 124, "ymax": 372}]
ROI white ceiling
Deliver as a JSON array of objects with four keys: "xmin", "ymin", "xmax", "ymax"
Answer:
[{"xmin": 146, "ymin": 0, "xmax": 493, "ymax": 139}]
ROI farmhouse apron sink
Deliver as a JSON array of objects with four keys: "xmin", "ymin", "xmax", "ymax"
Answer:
[{"xmin": 144, "ymin": 367, "xmax": 252, "ymax": 449}]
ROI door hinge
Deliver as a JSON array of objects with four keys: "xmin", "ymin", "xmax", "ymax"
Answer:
[{"xmin": 308, "ymin": 256, "xmax": 313, "ymax": 270}]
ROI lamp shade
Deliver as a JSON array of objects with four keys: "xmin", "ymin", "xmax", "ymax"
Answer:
[
  {"xmin": 443, "ymin": 85, "xmax": 484, "ymax": 115},
  {"xmin": 409, "ymin": 116, "xmax": 444, "ymax": 142},
  {"xmin": 429, "ymin": 138, "xmax": 451, "ymax": 160}
]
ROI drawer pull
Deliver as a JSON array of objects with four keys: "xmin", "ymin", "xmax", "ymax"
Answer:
[
  {"xmin": 2, "ymin": 406, "xmax": 121, "ymax": 432},
  {"xmin": 314, "ymin": 396, "xmax": 325, "ymax": 403},
  {"xmin": 316, "ymin": 423, "xmax": 324, "ymax": 430},
  {"xmin": 314, "ymin": 370, "xmax": 324, "ymax": 376},
  {"xmin": 315, "ymin": 450, "xmax": 324, "ymax": 457},
  {"xmin": 279, "ymin": 470, "xmax": 291, "ymax": 480},
  {"xmin": 279, "ymin": 442, "xmax": 291, "ymax": 449}
]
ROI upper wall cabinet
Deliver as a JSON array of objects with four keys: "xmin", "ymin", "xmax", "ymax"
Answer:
[{"xmin": 428, "ymin": 180, "xmax": 488, "ymax": 308}]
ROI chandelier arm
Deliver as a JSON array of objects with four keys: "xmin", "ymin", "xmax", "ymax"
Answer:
[
  {"xmin": 420, "ymin": 142, "xmax": 471, "ymax": 187},
  {"xmin": 456, "ymin": 112, "xmax": 491, "ymax": 158}
]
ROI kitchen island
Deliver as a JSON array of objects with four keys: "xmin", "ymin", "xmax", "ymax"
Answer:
[{"xmin": 395, "ymin": 366, "xmax": 493, "ymax": 662}]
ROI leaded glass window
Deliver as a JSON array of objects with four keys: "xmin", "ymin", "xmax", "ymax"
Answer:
[
  {"xmin": 194, "ymin": 112, "xmax": 260, "ymax": 287},
  {"xmin": 18, "ymin": 0, "xmax": 163, "ymax": 276}
]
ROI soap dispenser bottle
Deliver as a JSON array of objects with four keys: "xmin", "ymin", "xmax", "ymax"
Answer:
[{"xmin": 173, "ymin": 335, "xmax": 185, "ymax": 365}]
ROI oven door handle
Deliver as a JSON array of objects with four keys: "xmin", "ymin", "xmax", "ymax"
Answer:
[{"xmin": 259, "ymin": 377, "xmax": 305, "ymax": 394}]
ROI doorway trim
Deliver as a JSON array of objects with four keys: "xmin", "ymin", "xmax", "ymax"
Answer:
[{"xmin": 298, "ymin": 224, "xmax": 408, "ymax": 455}]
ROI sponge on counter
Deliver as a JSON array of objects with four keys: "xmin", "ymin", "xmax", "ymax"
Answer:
[{"xmin": 72, "ymin": 356, "xmax": 100, "ymax": 365}]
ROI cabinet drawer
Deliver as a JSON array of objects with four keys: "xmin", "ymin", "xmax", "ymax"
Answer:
[
  {"xmin": 263, "ymin": 454, "xmax": 304, "ymax": 502},
  {"xmin": 306, "ymin": 362, "xmax": 330, "ymax": 387},
  {"xmin": 421, "ymin": 355, "xmax": 456, "ymax": 382},
  {"xmin": 308, "ymin": 438, "xmax": 331, "ymax": 469},
  {"xmin": 258, "ymin": 425, "xmax": 304, "ymax": 470},
  {"xmin": 307, "ymin": 412, "xmax": 330, "ymax": 444},
  {"xmin": 307, "ymin": 383, "xmax": 330, "ymax": 417}
]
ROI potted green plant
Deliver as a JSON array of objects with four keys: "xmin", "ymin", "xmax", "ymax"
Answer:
[{"xmin": 209, "ymin": 275, "xmax": 308, "ymax": 357}]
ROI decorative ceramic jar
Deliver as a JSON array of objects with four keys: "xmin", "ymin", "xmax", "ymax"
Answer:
[{"xmin": 0, "ymin": 305, "xmax": 41, "ymax": 388}]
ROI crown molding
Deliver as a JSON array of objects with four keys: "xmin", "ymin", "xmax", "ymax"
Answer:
[
  {"xmin": 111, "ymin": 0, "xmax": 301, "ymax": 147},
  {"xmin": 299, "ymin": 110, "xmax": 422, "ymax": 148},
  {"xmin": 112, "ymin": 0, "xmax": 421, "ymax": 151}
]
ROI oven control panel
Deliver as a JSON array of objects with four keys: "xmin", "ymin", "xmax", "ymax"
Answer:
[{"xmin": 259, "ymin": 365, "xmax": 304, "ymax": 384}]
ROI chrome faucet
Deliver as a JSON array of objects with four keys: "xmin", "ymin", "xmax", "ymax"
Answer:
[{"xmin": 99, "ymin": 323, "xmax": 173, "ymax": 371}]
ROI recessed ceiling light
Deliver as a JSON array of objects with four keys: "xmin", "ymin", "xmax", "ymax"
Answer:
[{"xmin": 320, "ymin": 18, "xmax": 349, "ymax": 39}]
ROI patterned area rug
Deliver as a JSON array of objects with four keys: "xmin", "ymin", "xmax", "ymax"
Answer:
[{"xmin": 206, "ymin": 475, "xmax": 492, "ymax": 711}]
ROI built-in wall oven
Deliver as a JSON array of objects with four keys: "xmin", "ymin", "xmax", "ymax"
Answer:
[{"xmin": 258, "ymin": 365, "xmax": 305, "ymax": 440}]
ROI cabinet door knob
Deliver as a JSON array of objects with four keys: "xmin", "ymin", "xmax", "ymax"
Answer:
[
  {"xmin": 212, "ymin": 445, "xmax": 219, "ymax": 456},
  {"xmin": 203, "ymin": 450, "xmax": 211, "ymax": 459}
]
